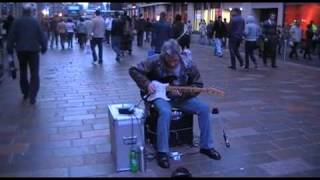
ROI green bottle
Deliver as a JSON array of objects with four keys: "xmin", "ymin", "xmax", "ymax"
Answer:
[{"xmin": 130, "ymin": 150, "xmax": 138, "ymax": 173}]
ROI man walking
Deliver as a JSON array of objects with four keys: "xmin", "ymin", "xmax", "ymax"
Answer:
[
  {"xmin": 135, "ymin": 14, "xmax": 146, "ymax": 47},
  {"xmin": 213, "ymin": 16, "xmax": 227, "ymax": 57},
  {"xmin": 152, "ymin": 12, "xmax": 172, "ymax": 54},
  {"xmin": 49, "ymin": 14, "xmax": 59, "ymax": 49},
  {"xmin": 262, "ymin": 13, "xmax": 278, "ymax": 67},
  {"xmin": 228, "ymin": 8, "xmax": 245, "ymax": 70},
  {"xmin": 90, "ymin": 10, "xmax": 105, "ymax": 65},
  {"xmin": 111, "ymin": 12, "xmax": 124, "ymax": 62},
  {"xmin": 7, "ymin": 3, "xmax": 47, "ymax": 105},
  {"xmin": 104, "ymin": 15, "xmax": 112, "ymax": 45}
]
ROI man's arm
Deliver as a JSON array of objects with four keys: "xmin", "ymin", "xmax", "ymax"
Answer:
[{"xmin": 128, "ymin": 58, "xmax": 156, "ymax": 93}]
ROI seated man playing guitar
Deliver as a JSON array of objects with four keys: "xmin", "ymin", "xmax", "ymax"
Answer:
[{"xmin": 129, "ymin": 39, "xmax": 221, "ymax": 169}]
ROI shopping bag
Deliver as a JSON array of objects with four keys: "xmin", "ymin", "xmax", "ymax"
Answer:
[{"xmin": 8, "ymin": 55, "xmax": 17, "ymax": 80}]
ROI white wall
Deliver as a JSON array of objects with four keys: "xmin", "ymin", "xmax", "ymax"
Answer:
[
  {"xmin": 187, "ymin": 3, "xmax": 194, "ymax": 24},
  {"xmin": 221, "ymin": 2, "xmax": 283, "ymax": 25}
]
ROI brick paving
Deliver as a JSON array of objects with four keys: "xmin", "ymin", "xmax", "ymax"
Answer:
[{"xmin": 0, "ymin": 38, "xmax": 319, "ymax": 177}]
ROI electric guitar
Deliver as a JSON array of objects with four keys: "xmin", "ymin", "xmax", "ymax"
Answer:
[{"xmin": 146, "ymin": 80, "xmax": 225, "ymax": 101}]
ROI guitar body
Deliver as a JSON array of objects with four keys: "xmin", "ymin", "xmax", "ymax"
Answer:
[
  {"xmin": 146, "ymin": 76, "xmax": 178, "ymax": 102},
  {"xmin": 147, "ymin": 81, "xmax": 170, "ymax": 101}
]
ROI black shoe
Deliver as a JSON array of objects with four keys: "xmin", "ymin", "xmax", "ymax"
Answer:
[
  {"xmin": 98, "ymin": 61, "xmax": 103, "ymax": 65},
  {"xmin": 200, "ymin": 148, "xmax": 221, "ymax": 160},
  {"xmin": 30, "ymin": 99, "xmax": 36, "ymax": 105},
  {"xmin": 272, "ymin": 65, "xmax": 278, "ymax": 68},
  {"xmin": 156, "ymin": 152, "xmax": 170, "ymax": 169},
  {"xmin": 228, "ymin": 66, "xmax": 236, "ymax": 70},
  {"xmin": 115, "ymin": 57, "xmax": 120, "ymax": 63}
]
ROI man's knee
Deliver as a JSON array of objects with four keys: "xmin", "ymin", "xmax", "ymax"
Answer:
[
  {"xmin": 158, "ymin": 107, "xmax": 172, "ymax": 119},
  {"xmin": 199, "ymin": 103, "xmax": 210, "ymax": 114}
]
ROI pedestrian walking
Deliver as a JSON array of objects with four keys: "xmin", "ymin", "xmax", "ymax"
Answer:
[
  {"xmin": 111, "ymin": 11, "xmax": 124, "ymax": 62},
  {"xmin": 213, "ymin": 16, "xmax": 227, "ymax": 57},
  {"xmin": 90, "ymin": 10, "xmax": 105, "ymax": 64},
  {"xmin": 303, "ymin": 24, "xmax": 313, "ymax": 60},
  {"xmin": 135, "ymin": 14, "xmax": 146, "ymax": 47},
  {"xmin": 104, "ymin": 15, "xmax": 112, "ymax": 45},
  {"xmin": 228, "ymin": 8, "xmax": 245, "ymax": 70},
  {"xmin": 65, "ymin": 18, "xmax": 75, "ymax": 49},
  {"xmin": 152, "ymin": 12, "xmax": 172, "ymax": 54},
  {"xmin": 6, "ymin": 4, "xmax": 47, "ymax": 105},
  {"xmin": 244, "ymin": 15, "xmax": 259, "ymax": 69},
  {"xmin": 57, "ymin": 17, "xmax": 66, "ymax": 50},
  {"xmin": 289, "ymin": 20, "xmax": 302, "ymax": 60},
  {"xmin": 49, "ymin": 14, "xmax": 59, "ymax": 49},
  {"xmin": 262, "ymin": 13, "xmax": 278, "ymax": 67}
]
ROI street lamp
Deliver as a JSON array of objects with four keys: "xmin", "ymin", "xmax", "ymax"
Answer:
[{"xmin": 42, "ymin": 8, "xmax": 49, "ymax": 17}]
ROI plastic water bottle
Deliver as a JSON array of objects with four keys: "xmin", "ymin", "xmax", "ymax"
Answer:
[
  {"xmin": 130, "ymin": 149, "xmax": 138, "ymax": 173},
  {"xmin": 138, "ymin": 145, "xmax": 146, "ymax": 172}
]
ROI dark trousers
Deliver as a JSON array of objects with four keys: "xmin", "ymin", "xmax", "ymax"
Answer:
[
  {"xmin": 105, "ymin": 30, "xmax": 111, "ymax": 44},
  {"xmin": 263, "ymin": 40, "xmax": 277, "ymax": 66},
  {"xmin": 245, "ymin": 41, "xmax": 257, "ymax": 68},
  {"xmin": 67, "ymin": 32, "xmax": 73, "ymax": 48},
  {"xmin": 303, "ymin": 40, "xmax": 312, "ymax": 59},
  {"xmin": 78, "ymin": 33, "xmax": 86, "ymax": 49},
  {"xmin": 289, "ymin": 42, "xmax": 299, "ymax": 59},
  {"xmin": 229, "ymin": 38, "xmax": 243, "ymax": 68},
  {"xmin": 16, "ymin": 51, "xmax": 40, "ymax": 101},
  {"xmin": 50, "ymin": 31, "xmax": 59, "ymax": 48},
  {"xmin": 90, "ymin": 38, "xmax": 103, "ymax": 62},
  {"xmin": 137, "ymin": 30, "xmax": 144, "ymax": 46},
  {"xmin": 59, "ymin": 33, "xmax": 66, "ymax": 50}
]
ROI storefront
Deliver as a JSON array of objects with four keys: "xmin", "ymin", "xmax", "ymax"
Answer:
[
  {"xmin": 284, "ymin": 3, "xmax": 320, "ymax": 31},
  {"xmin": 193, "ymin": 2, "xmax": 221, "ymax": 31}
]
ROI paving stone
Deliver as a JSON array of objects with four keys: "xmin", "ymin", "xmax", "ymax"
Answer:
[
  {"xmin": 69, "ymin": 163, "xmax": 114, "ymax": 177},
  {"xmin": 257, "ymin": 158, "xmax": 315, "ymax": 176}
]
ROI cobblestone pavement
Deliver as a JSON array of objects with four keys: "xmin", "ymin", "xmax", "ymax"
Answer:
[{"xmin": 0, "ymin": 38, "xmax": 320, "ymax": 177}]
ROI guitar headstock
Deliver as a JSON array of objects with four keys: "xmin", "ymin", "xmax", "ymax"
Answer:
[{"xmin": 207, "ymin": 87, "xmax": 225, "ymax": 96}]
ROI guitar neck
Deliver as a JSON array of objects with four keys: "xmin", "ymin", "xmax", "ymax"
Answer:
[{"xmin": 167, "ymin": 86, "xmax": 224, "ymax": 96}]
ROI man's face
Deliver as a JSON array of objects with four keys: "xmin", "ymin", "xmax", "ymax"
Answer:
[
  {"xmin": 270, "ymin": 14, "xmax": 275, "ymax": 21},
  {"xmin": 164, "ymin": 54, "xmax": 180, "ymax": 70}
]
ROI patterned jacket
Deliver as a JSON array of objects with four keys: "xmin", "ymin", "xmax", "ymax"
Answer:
[{"xmin": 129, "ymin": 53, "xmax": 203, "ymax": 101}]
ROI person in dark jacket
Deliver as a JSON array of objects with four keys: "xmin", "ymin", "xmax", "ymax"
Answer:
[
  {"xmin": 206, "ymin": 20, "xmax": 214, "ymax": 45},
  {"xmin": 152, "ymin": 12, "xmax": 172, "ymax": 54},
  {"xmin": 49, "ymin": 14, "xmax": 59, "ymax": 49},
  {"xmin": 3, "ymin": 14, "xmax": 14, "ymax": 39},
  {"xmin": 120, "ymin": 12, "xmax": 133, "ymax": 55},
  {"xmin": 171, "ymin": 14, "xmax": 186, "ymax": 49},
  {"xmin": 145, "ymin": 18, "xmax": 152, "ymax": 43},
  {"xmin": 262, "ymin": 13, "xmax": 278, "ymax": 68},
  {"xmin": 135, "ymin": 13, "xmax": 146, "ymax": 47},
  {"xmin": 7, "ymin": 4, "xmax": 47, "ymax": 105},
  {"xmin": 304, "ymin": 24, "xmax": 313, "ymax": 60},
  {"xmin": 111, "ymin": 12, "xmax": 124, "ymax": 62},
  {"xmin": 228, "ymin": 8, "xmax": 245, "ymax": 70},
  {"xmin": 129, "ymin": 39, "xmax": 221, "ymax": 169},
  {"xmin": 213, "ymin": 16, "xmax": 227, "ymax": 57}
]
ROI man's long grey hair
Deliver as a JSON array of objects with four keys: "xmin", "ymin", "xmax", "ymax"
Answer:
[{"xmin": 161, "ymin": 39, "xmax": 182, "ymax": 58}]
